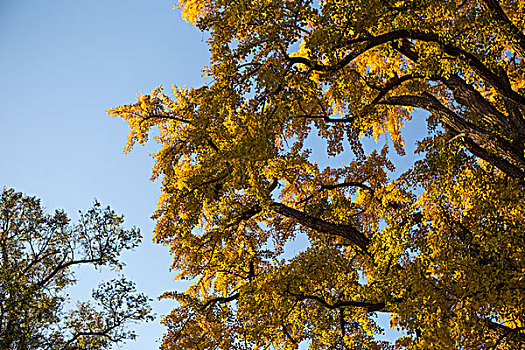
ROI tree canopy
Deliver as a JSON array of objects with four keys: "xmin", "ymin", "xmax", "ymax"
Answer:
[
  {"xmin": 0, "ymin": 188, "xmax": 153, "ymax": 349},
  {"xmin": 109, "ymin": 0, "xmax": 525, "ymax": 348}
]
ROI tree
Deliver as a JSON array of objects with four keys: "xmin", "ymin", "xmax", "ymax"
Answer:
[
  {"xmin": 108, "ymin": 0, "xmax": 525, "ymax": 348},
  {"xmin": 0, "ymin": 188, "xmax": 153, "ymax": 349}
]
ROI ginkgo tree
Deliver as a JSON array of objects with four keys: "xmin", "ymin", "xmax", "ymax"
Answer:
[{"xmin": 109, "ymin": 0, "xmax": 525, "ymax": 348}]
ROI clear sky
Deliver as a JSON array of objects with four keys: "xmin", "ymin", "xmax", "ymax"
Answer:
[
  {"xmin": 0, "ymin": 1, "xmax": 427, "ymax": 348},
  {"xmin": 1, "ymin": 0, "xmax": 209, "ymax": 348}
]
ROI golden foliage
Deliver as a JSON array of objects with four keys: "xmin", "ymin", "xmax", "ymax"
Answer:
[{"xmin": 110, "ymin": 0, "xmax": 525, "ymax": 348}]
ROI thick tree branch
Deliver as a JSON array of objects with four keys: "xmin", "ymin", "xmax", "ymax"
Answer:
[
  {"xmin": 141, "ymin": 114, "xmax": 192, "ymax": 125},
  {"xmin": 372, "ymin": 73, "xmax": 424, "ymax": 105},
  {"xmin": 441, "ymin": 74, "xmax": 520, "ymax": 134},
  {"xmin": 461, "ymin": 136, "xmax": 525, "ymax": 180},
  {"xmin": 36, "ymin": 257, "xmax": 103, "ymax": 288},
  {"xmin": 66, "ymin": 323, "xmax": 122, "ymax": 346},
  {"xmin": 270, "ymin": 202, "xmax": 370, "ymax": 253},
  {"xmin": 200, "ymin": 293, "xmax": 240, "ymax": 311},
  {"xmin": 287, "ymin": 291, "xmax": 386, "ymax": 312},
  {"xmin": 390, "ymin": 37, "xmax": 525, "ymax": 140},
  {"xmin": 320, "ymin": 181, "xmax": 375, "ymax": 195},
  {"xmin": 486, "ymin": 320, "xmax": 525, "ymax": 349},
  {"xmin": 297, "ymin": 114, "xmax": 354, "ymax": 123},
  {"xmin": 281, "ymin": 324, "xmax": 297, "ymax": 344},
  {"xmin": 391, "ymin": 38, "xmax": 420, "ymax": 62},
  {"xmin": 379, "ymin": 93, "xmax": 525, "ymax": 177},
  {"xmin": 286, "ymin": 29, "xmax": 525, "ymax": 106},
  {"xmin": 480, "ymin": 0, "xmax": 525, "ymax": 59}
]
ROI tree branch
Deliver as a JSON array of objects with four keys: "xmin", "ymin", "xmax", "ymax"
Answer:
[
  {"xmin": 461, "ymin": 136, "xmax": 525, "ymax": 181},
  {"xmin": 141, "ymin": 114, "xmax": 192, "ymax": 125},
  {"xmin": 200, "ymin": 293, "xmax": 240, "ymax": 311},
  {"xmin": 379, "ymin": 93, "xmax": 525, "ymax": 176},
  {"xmin": 286, "ymin": 29, "xmax": 525, "ymax": 106},
  {"xmin": 372, "ymin": 73, "xmax": 424, "ymax": 104},
  {"xmin": 35, "ymin": 257, "xmax": 103, "ymax": 289},
  {"xmin": 440, "ymin": 74, "xmax": 521, "ymax": 135},
  {"xmin": 270, "ymin": 202, "xmax": 370, "ymax": 253},
  {"xmin": 320, "ymin": 181, "xmax": 375, "ymax": 195},
  {"xmin": 288, "ymin": 291, "xmax": 386, "ymax": 312},
  {"xmin": 480, "ymin": 0, "xmax": 525, "ymax": 59}
]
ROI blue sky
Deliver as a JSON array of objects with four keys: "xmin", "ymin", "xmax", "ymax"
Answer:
[{"xmin": 1, "ymin": 1, "xmax": 209, "ymax": 348}]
